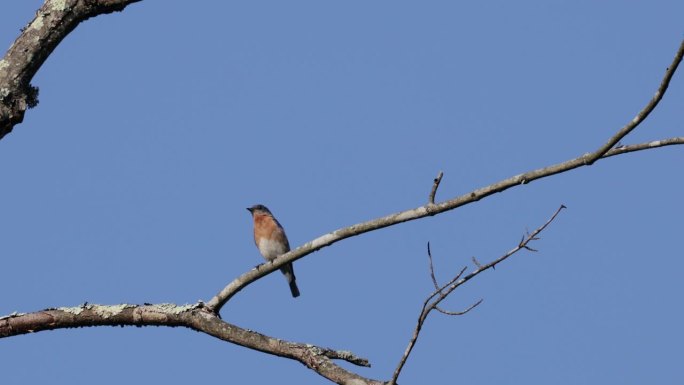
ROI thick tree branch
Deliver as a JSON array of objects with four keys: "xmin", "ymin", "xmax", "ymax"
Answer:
[
  {"xmin": 0, "ymin": 303, "xmax": 382, "ymax": 385},
  {"xmin": 0, "ymin": 0, "xmax": 141, "ymax": 139}
]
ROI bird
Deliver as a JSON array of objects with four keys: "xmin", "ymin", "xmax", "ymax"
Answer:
[{"xmin": 246, "ymin": 204, "xmax": 300, "ymax": 298}]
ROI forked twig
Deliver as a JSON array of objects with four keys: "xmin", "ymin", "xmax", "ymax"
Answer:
[
  {"xmin": 584, "ymin": 40, "xmax": 684, "ymax": 164},
  {"xmin": 389, "ymin": 205, "xmax": 566, "ymax": 385}
]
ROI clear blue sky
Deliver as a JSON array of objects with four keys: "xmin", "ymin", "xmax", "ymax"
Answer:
[{"xmin": 1, "ymin": 1, "xmax": 683, "ymax": 384}]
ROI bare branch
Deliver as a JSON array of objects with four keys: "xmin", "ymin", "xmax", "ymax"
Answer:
[
  {"xmin": 428, "ymin": 266, "xmax": 467, "ymax": 303},
  {"xmin": 1, "ymin": 3, "xmax": 681, "ymax": 381},
  {"xmin": 583, "ymin": 39, "xmax": 684, "ymax": 165},
  {"xmin": 321, "ymin": 350, "xmax": 371, "ymax": 368},
  {"xmin": 0, "ymin": 303, "xmax": 382, "ymax": 385},
  {"xmin": 428, "ymin": 171, "xmax": 444, "ymax": 204},
  {"xmin": 603, "ymin": 137, "xmax": 684, "ymax": 158},
  {"xmin": 205, "ymin": 39, "xmax": 682, "ymax": 307},
  {"xmin": 434, "ymin": 298, "xmax": 483, "ymax": 316},
  {"xmin": 207, "ymin": 38, "xmax": 682, "ymax": 310},
  {"xmin": 390, "ymin": 302, "xmax": 430, "ymax": 384},
  {"xmin": 208, "ymin": 129, "xmax": 681, "ymax": 313},
  {"xmin": 389, "ymin": 205, "xmax": 565, "ymax": 385},
  {"xmin": 0, "ymin": 0, "xmax": 142, "ymax": 139},
  {"xmin": 427, "ymin": 242, "xmax": 440, "ymax": 290}
]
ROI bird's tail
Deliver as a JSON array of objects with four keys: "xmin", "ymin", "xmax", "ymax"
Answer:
[
  {"xmin": 288, "ymin": 279, "xmax": 300, "ymax": 298},
  {"xmin": 281, "ymin": 263, "xmax": 300, "ymax": 298}
]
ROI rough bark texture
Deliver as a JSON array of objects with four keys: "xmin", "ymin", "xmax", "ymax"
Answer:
[
  {"xmin": 0, "ymin": 0, "xmax": 141, "ymax": 139},
  {"xmin": 0, "ymin": 303, "xmax": 383, "ymax": 385}
]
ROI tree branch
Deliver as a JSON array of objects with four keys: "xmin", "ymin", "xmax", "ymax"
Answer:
[
  {"xmin": 1, "ymin": 2, "xmax": 682, "ymax": 382},
  {"xmin": 426, "ymin": 242, "xmax": 440, "ymax": 290},
  {"xmin": 389, "ymin": 204, "xmax": 565, "ymax": 385},
  {"xmin": 209, "ymin": 131, "xmax": 683, "ymax": 313},
  {"xmin": 0, "ymin": 0, "xmax": 142, "ymax": 139},
  {"xmin": 207, "ymin": 36, "xmax": 684, "ymax": 312},
  {"xmin": 207, "ymin": 38, "xmax": 683, "ymax": 311},
  {"xmin": 434, "ymin": 299, "xmax": 483, "ymax": 316},
  {"xmin": 583, "ymin": 39, "xmax": 684, "ymax": 165},
  {"xmin": 0, "ymin": 303, "xmax": 382, "ymax": 385},
  {"xmin": 603, "ymin": 137, "xmax": 684, "ymax": 158},
  {"xmin": 428, "ymin": 171, "xmax": 444, "ymax": 205}
]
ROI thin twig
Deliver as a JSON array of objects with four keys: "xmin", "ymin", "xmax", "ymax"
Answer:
[
  {"xmin": 427, "ymin": 242, "xmax": 440, "ymax": 290},
  {"xmin": 389, "ymin": 205, "xmax": 566, "ymax": 385},
  {"xmin": 426, "ymin": 266, "xmax": 468, "ymax": 305},
  {"xmin": 603, "ymin": 137, "xmax": 684, "ymax": 158},
  {"xmin": 429, "ymin": 171, "xmax": 444, "ymax": 204},
  {"xmin": 435, "ymin": 299, "xmax": 483, "ymax": 316},
  {"xmin": 472, "ymin": 205, "xmax": 565, "ymax": 274}
]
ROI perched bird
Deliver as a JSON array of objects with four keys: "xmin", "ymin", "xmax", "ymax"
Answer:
[{"xmin": 247, "ymin": 204, "xmax": 300, "ymax": 298}]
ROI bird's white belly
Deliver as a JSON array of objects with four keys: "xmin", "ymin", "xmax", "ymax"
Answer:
[{"xmin": 258, "ymin": 238, "xmax": 287, "ymax": 261}]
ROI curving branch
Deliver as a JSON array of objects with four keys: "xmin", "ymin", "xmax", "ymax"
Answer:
[
  {"xmin": 583, "ymin": 39, "xmax": 684, "ymax": 165},
  {"xmin": 208, "ymin": 132, "xmax": 684, "ymax": 312},
  {"xmin": 207, "ymin": 39, "xmax": 684, "ymax": 315},
  {"xmin": 0, "ymin": 303, "xmax": 382, "ymax": 385},
  {"xmin": 0, "ymin": 0, "xmax": 142, "ymax": 139},
  {"xmin": 428, "ymin": 171, "xmax": 444, "ymax": 204}
]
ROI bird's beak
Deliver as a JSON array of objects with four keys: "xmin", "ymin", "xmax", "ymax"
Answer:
[{"xmin": 246, "ymin": 207, "xmax": 253, "ymax": 213}]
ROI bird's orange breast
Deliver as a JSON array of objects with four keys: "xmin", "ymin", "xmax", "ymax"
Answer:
[{"xmin": 253, "ymin": 213, "xmax": 279, "ymax": 244}]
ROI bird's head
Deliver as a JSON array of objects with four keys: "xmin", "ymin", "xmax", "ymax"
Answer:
[{"xmin": 247, "ymin": 204, "xmax": 272, "ymax": 216}]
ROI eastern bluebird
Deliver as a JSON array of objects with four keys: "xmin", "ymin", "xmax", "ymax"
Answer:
[{"xmin": 247, "ymin": 204, "xmax": 300, "ymax": 298}]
